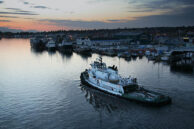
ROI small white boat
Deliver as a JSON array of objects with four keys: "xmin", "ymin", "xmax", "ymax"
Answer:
[
  {"xmin": 145, "ymin": 50, "xmax": 151, "ymax": 56},
  {"xmin": 118, "ymin": 52, "xmax": 131, "ymax": 58},
  {"xmin": 58, "ymin": 40, "xmax": 73, "ymax": 49},
  {"xmin": 185, "ymin": 52, "xmax": 193, "ymax": 59},
  {"xmin": 161, "ymin": 52, "xmax": 171, "ymax": 61},
  {"xmin": 81, "ymin": 57, "xmax": 171, "ymax": 105},
  {"xmin": 74, "ymin": 46, "xmax": 91, "ymax": 54},
  {"xmin": 161, "ymin": 56, "xmax": 169, "ymax": 61},
  {"xmin": 46, "ymin": 40, "xmax": 56, "ymax": 50}
]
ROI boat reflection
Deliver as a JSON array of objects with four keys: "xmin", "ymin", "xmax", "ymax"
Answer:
[
  {"xmin": 124, "ymin": 57, "xmax": 131, "ymax": 62},
  {"xmin": 77, "ymin": 53, "xmax": 92, "ymax": 60},
  {"xmin": 30, "ymin": 47, "xmax": 46, "ymax": 55},
  {"xmin": 170, "ymin": 62, "xmax": 194, "ymax": 74},
  {"xmin": 58, "ymin": 51, "xmax": 73, "ymax": 60},
  {"xmin": 47, "ymin": 50, "xmax": 56, "ymax": 56},
  {"xmin": 79, "ymin": 84, "xmax": 141, "ymax": 114}
]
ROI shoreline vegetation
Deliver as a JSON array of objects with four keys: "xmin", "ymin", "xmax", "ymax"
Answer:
[{"xmin": 0, "ymin": 26, "xmax": 194, "ymax": 39}]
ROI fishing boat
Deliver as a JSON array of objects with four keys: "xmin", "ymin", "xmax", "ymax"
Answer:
[{"xmin": 80, "ymin": 57, "xmax": 171, "ymax": 106}]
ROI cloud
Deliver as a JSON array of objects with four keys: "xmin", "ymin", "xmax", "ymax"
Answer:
[
  {"xmin": 87, "ymin": 0, "xmax": 113, "ymax": 4},
  {"xmin": 128, "ymin": 0, "xmax": 194, "ymax": 13},
  {"xmin": 23, "ymin": 2, "xmax": 29, "ymax": 5},
  {"xmin": 0, "ymin": 20, "xmax": 11, "ymax": 22},
  {"xmin": 39, "ymin": 19, "xmax": 130, "ymax": 29},
  {"xmin": 5, "ymin": 8, "xmax": 33, "ymax": 13},
  {"xmin": 6, "ymin": 8, "xmax": 21, "ymax": 11},
  {"xmin": 0, "ymin": 27, "xmax": 37, "ymax": 32},
  {"xmin": 23, "ymin": 17, "xmax": 35, "ymax": 20},
  {"xmin": 0, "ymin": 11, "xmax": 38, "ymax": 15},
  {"xmin": 127, "ymin": 6, "xmax": 194, "ymax": 27},
  {"xmin": 126, "ymin": 0, "xmax": 194, "ymax": 27},
  {"xmin": 1, "ymin": 0, "xmax": 194, "ymax": 31},
  {"xmin": 0, "ymin": 0, "xmax": 3, "ymax": 4},
  {"xmin": 107, "ymin": 19, "xmax": 129, "ymax": 23},
  {"xmin": 21, "ymin": 1, "xmax": 34, "ymax": 6},
  {"xmin": 107, "ymin": 20, "xmax": 122, "ymax": 22},
  {"xmin": 0, "ymin": 15, "xmax": 19, "ymax": 18},
  {"xmin": 39, "ymin": 5, "xmax": 194, "ymax": 30},
  {"xmin": 32, "ymin": 5, "xmax": 49, "ymax": 9},
  {"xmin": 0, "ymin": 27, "xmax": 23, "ymax": 32},
  {"xmin": 21, "ymin": 1, "xmax": 50, "ymax": 9},
  {"xmin": 2, "ymin": 8, "xmax": 38, "ymax": 15}
]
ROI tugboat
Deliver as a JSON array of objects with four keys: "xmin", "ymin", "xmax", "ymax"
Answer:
[{"xmin": 80, "ymin": 57, "xmax": 171, "ymax": 106}]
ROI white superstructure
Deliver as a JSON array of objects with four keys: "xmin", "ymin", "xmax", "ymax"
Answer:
[
  {"xmin": 83, "ymin": 57, "xmax": 137, "ymax": 96},
  {"xmin": 76, "ymin": 38, "xmax": 92, "ymax": 46},
  {"xmin": 46, "ymin": 40, "xmax": 56, "ymax": 49},
  {"xmin": 161, "ymin": 51, "xmax": 171, "ymax": 61}
]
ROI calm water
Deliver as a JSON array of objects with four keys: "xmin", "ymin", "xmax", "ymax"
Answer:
[{"xmin": 0, "ymin": 38, "xmax": 194, "ymax": 129}]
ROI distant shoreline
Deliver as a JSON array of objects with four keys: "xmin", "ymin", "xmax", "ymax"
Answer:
[{"xmin": 0, "ymin": 26, "xmax": 194, "ymax": 34}]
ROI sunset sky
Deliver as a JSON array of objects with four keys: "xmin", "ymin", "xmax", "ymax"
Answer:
[{"xmin": 0, "ymin": 0, "xmax": 194, "ymax": 32}]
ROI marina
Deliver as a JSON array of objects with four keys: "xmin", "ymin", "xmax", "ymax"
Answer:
[
  {"xmin": 0, "ymin": 38, "xmax": 194, "ymax": 129},
  {"xmin": 28, "ymin": 29, "xmax": 194, "ymax": 65}
]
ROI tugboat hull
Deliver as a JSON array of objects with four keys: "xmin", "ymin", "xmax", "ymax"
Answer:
[
  {"xmin": 122, "ymin": 88, "xmax": 171, "ymax": 106},
  {"xmin": 81, "ymin": 72, "xmax": 171, "ymax": 106},
  {"xmin": 81, "ymin": 72, "xmax": 122, "ymax": 96}
]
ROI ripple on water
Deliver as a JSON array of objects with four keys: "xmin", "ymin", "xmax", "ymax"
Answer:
[{"xmin": 0, "ymin": 39, "xmax": 194, "ymax": 129}]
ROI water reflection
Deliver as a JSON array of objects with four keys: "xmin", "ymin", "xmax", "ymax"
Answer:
[
  {"xmin": 79, "ymin": 84, "xmax": 149, "ymax": 115},
  {"xmin": 30, "ymin": 43, "xmax": 194, "ymax": 76},
  {"xmin": 131, "ymin": 56, "xmax": 138, "ymax": 60},
  {"xmin": 47, "ymin": 50, "xmax": 56, "ymax": 56},
  {"xmin": 80, "ymin": 84, "xmax": 120, "ymax": 113},
  {"xmin": 76, "ymin": 53, "xmax": 92, "ymax": 61},
  {"xmin": 170, "ymin": 63, "xmax": 194, "ymax": 74},
  {"xmin": 124, "ymin": 57, "xmax": 131, "ymax": 62},
  {"xmin": 58, "ymin": 51, "xmax": 73, "ymax": 60},
  {"xmin": 1, "ymin": 39, "xmax": 194, "ymax": 129},
  {"xmin": 31, "ymin": 47, "xmax": 46, "ymax": 55}
]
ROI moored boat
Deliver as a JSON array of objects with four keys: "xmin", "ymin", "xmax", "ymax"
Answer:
[
  {"xmin": 58, "ymin": 40, "xmax": 73, "ymax": 50},
  {"xmin": 74, "ymin": 46, "xmax": 91, "ymax": 54},
  {"xmin": 118, "ymin": 52, "xmax": 131, "ymax": 59},
  {"xmin": 30, "ymin": 37, "xmax": 47, "ymax": 50},
  {"xmin": 161, "ymin": 52, "xmax": 171, "ymax": 61},
  {"xmin": 80, "ymin": 57, "xmax": 171, "ymax": 106},
  {"xmin": 58, "ymin": 40, "xmax": 73, "ymax": 53},
  {"xmin": 46, "ymin": 39, "xmax": 56, "ymax": 50}
]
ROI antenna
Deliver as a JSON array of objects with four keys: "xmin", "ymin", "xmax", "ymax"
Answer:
[
  {"xmin": 96, "ymin": 56, "xmax": 103, "ymax": 69},
  {"xmin": 99, "ymin": 56, "xmax": 102, "ymax": 63},
  {"xmin": 96, "ymin": 56, "xmax": 102, "ymax": 63}
]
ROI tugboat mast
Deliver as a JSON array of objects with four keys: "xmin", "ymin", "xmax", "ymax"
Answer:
[{"xmin": 97, "ymin": 56, "xmax": 103, "ymax": 69}]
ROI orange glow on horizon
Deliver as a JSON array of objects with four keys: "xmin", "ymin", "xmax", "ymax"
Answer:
[{"xmin": 0, "ymin": 20, "xmax": 71, "ymax": 31}]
